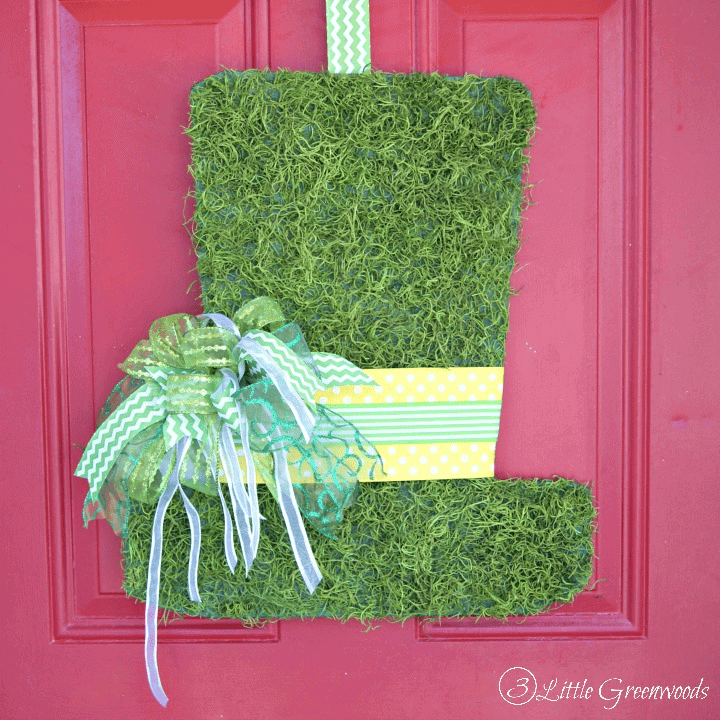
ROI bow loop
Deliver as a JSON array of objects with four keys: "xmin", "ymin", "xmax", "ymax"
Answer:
[
  {"xmin": 179, "ymin": 326, "xmax": 237, "ymax": 370},
  {"xmin": 119, "ymin": 314, "xmax": 195, "ymax": 377},
  {"xmin": 120, "ymin": 314, "xmax": 237, "ymax": 380},
  {"xmin": 148, "ymin": 314, "xmax": 198, "ymax": 368},
  {"xmin": 231, "ymin": 296, "xmax": 286, "ymax": 335}
]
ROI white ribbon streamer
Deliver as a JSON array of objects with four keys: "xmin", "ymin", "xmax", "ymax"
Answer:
[
  {"xmin": 177, "ymin": 483, "xmax": 202, "ymax": 602},
  {"xmin": 144, "ymin": 436, "xmax": 191, "ymax": 707},
  {"xmin": 219, "ymin": 423, "xmax": 255, "ymax": 575},
  {"xmin": 215, "ymin": 469, "xmax": 238, "ymax": 575},
  {"xmin": 237, "ymin": 405, "xmax": 262, "ymax": 561},
  {"xmin": 202, "ymin": 426, "xmax": 238, "ymax": 575},
  {"xmin": 272, "ymin": 448, "xmax": 322, "ymax": 593}
]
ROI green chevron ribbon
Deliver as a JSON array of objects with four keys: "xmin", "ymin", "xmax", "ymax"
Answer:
[
  {"xmin": 326, "ymin": 0, "xmax": 371, "ymax": 74},
  {"xmin": 312, "ymin": 352, "xmax": 376, "ymax": 385},
  {"xmin": 239, "ymin": 329, "xmax": 324, "ymax": 407},
  {"xmin": 76, "ymin": 383, "xmax": 166, "ymax": 500}
]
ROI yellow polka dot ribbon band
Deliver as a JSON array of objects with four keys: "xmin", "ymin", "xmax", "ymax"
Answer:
[{"xmin": 314, "ymin": 367, "xmax": 503, "ymax": 482}]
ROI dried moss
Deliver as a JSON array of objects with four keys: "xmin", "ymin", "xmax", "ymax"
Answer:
[
  {"xmin": 124, "ymin": 478, "xmax": 596, "ymax": 621},
  {"xmin": 186, "ymin": 69, "xmax": 536, "ymax": 369}
]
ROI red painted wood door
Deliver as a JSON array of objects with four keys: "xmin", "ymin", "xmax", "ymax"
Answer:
[{"xmin": 3, "ymin": 0, "xmax": 719, "ymax": 717}]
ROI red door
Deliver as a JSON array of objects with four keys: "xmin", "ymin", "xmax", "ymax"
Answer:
[{"xmin": 3, "ymin": 0, "xmax": 719, "ymax": 717}]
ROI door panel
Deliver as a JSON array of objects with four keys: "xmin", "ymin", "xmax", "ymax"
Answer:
[{"xmin": 3, "ymin": 0, "xmax": 719, "ymax": 717}]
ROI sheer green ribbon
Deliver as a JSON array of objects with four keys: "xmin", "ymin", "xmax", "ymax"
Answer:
[{"xmin": 75, "ymin": 297, "xmax": 384, "ymax": 706}]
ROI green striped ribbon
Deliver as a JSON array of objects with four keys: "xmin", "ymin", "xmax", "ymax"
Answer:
[
  {"xmin": 329, "ymin": 401, "xmax": 503, "ymax": 444},
  {"xmin": 326, "ymin": 0, "xmax": 371, "ymax": 74}
]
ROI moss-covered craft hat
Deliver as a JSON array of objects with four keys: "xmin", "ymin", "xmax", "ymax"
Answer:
[{"xmin": 76, "ymin": 0, "xmax": 595, "ymax": 707}]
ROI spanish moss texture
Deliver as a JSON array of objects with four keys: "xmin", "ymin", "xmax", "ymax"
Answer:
[
  {"xmin": 121, "ymin": 70, "xmax": 596, "ymax": 620},
  {"xmin": 187, "ymin": 70, "xmax": 536, "ymax": 368},
  {"xmin": 124, "ymin": 479, "xmax": 595, "ymax": 621}
]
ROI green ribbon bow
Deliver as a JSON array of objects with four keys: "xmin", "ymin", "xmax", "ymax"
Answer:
[
  {"xmin": 78, "ymin": 297, "xmax": 383, "ymax": 538},
  {"xmin": 76, "ymin": 297, "xmax": 384, "ymax": 706}
]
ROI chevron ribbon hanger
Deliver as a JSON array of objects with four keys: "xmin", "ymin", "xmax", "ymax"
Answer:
[{"xmin": 326, "ymin": 0, "xmax": 371, "ymax": 74}]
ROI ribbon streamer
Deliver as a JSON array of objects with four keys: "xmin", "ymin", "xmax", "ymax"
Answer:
[
  {"xmin": 177, "ymin": 483, "xmax": 202, "ymax": 602},
  {"xmin": 213, "ymin": 366, "xmax": 261, "ymax": 575},
  {"xmin": 145, "ymin": 436, "xmax": 191, "ymax": 708},
  {"xmin": 272, "ymin": 449, "xmax": 322, "ymax": 593},
  {"xmin": 237, "ymin": 406, "xmax": 261, "ymax": 561},
  {"xmin": 219, "ymin": 422, "xmax": 256, "ymax": 575},
  {"xmin": 215, "ymin": 468, "xmax": 238, "ymax": 575}
]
